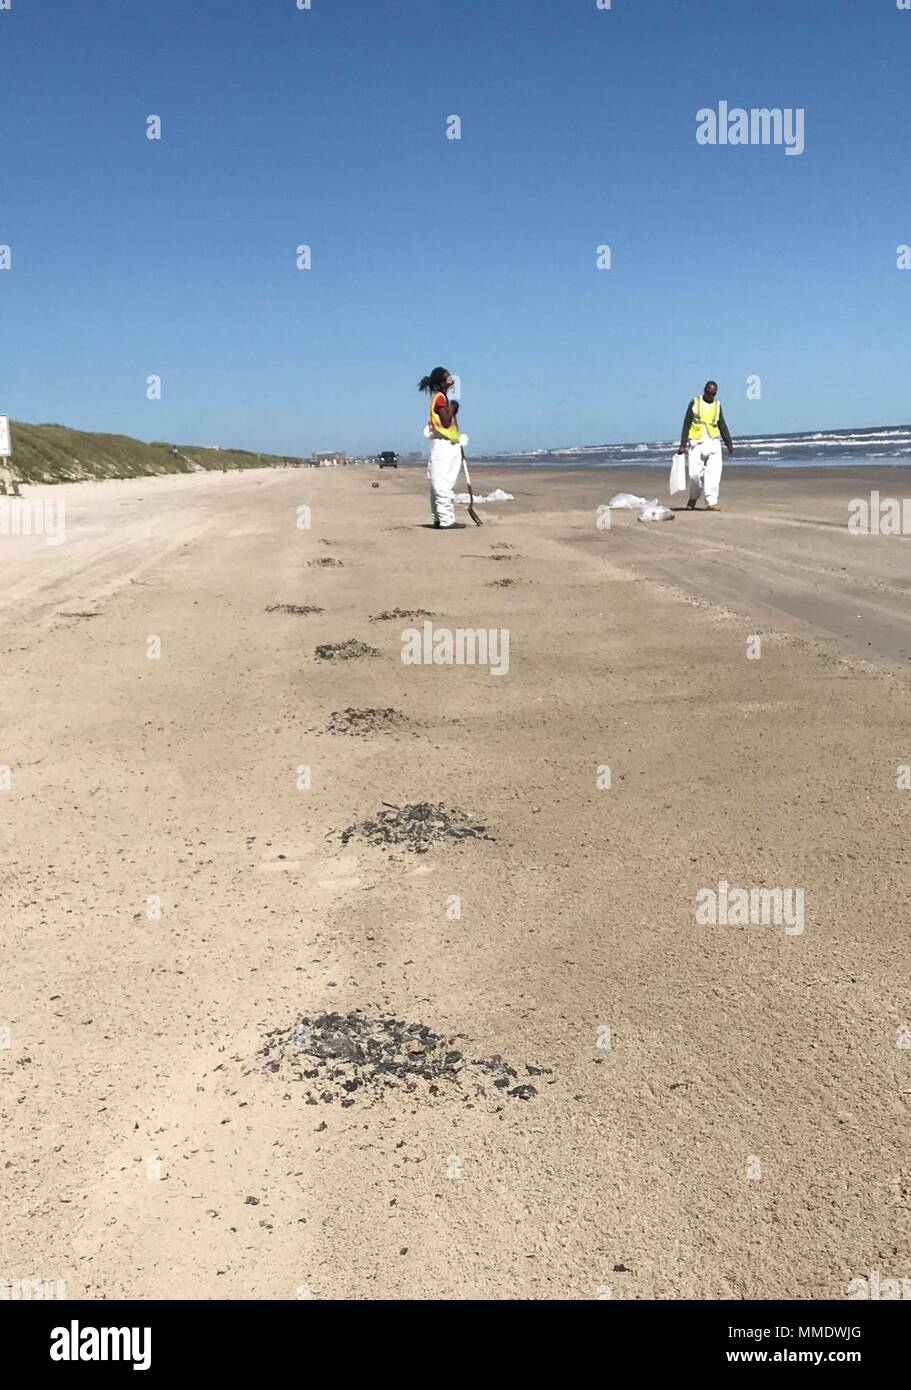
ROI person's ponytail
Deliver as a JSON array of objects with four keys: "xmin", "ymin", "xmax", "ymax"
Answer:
[{"xmin": 418, "ymin": 367, "xmax": 450, "ymax": 394}]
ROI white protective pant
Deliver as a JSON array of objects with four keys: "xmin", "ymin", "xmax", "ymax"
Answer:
[
  {"xmin": 428, "ymin": 438, "xmax": 463, "ymax": 528},
  {"xmin": 686, "ymin": 436, "xmax": 723, "ymax": 506}
]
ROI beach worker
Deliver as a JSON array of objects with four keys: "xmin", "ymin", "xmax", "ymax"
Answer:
[
  {"xmin": 419, "ymin": 366, "xmax": 464, "ymax": 529},
  {"xmin": 675, "ymin": 380, "xmax": 734, "ymax": 510}
]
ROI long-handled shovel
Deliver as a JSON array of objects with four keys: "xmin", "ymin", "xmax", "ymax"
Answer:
[{"xmin": 461, "ymin": 447, "xmax": 482, "ymax": 526}]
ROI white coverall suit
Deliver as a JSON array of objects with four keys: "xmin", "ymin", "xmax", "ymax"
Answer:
[
  {"xmin": 685, "ymin": 396, "xmax": 726, "ymax": 506},
  {"xmin": 425, "ymin": 389, "xmax": 466, "ymax": 528},
  {"xmin": 687, "ymin": 435, "xmax": 723, "ymax": 507},
  {"xmin": 428, "ymin": 437, "xmax": 463, "ymax": 528}
]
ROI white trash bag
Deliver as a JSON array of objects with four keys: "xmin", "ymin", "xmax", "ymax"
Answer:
[
  {"xmin": 669, "ymin": 451, "xmax": 687, "ymax": 496},
  {"xmin": 607, "ymin": 492, "xmax": 648, "ymax": 510},
  {"xmin": 638, "ymin": 499, "xmax": 674, "ymax": 522},
  {"xmin": 454, "ymin": 487, "xmax": 514, "ymax": 504}
]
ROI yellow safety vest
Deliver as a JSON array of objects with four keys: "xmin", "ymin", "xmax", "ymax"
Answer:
[
  {"xmin": 688, "ymin": 396, "xmax": 721, "ymax": 441},
  {"xmin": 429, "ymin": 392, "xmax": 460, "ymax": 444}
]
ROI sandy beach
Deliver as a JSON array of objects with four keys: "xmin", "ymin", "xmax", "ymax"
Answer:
[{"xmin": 2, "ymin": 462, "xmax": 909, "ymax": 1301}]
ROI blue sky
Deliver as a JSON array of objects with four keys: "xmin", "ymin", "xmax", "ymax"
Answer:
[{"xmin": 1, "ymin": 0, "xmax": 909, "ymax": 455}]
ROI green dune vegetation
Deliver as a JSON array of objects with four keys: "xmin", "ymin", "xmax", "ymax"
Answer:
[{"xmin": 8, "ymin": 421, "xmax": 302, "ymax": 484}]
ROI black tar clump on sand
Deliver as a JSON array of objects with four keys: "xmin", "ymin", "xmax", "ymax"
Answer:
[
  {"xmin": 314, "ymin": 639, "xmax": 380, "ymax": 660},
  {"xmin": 340, "ymin": 802, "xmax": 492, "ymax": 853},
  {"xmin": 258, "ymin": 1011, "xmax": 549, "ymax": 1107},
  {"xmin": 370, "ymin": 607, "xmax": 434, "ymax": 622},
  {"xmin": 326, "ymin": 708, "xmax": 404, "ymax": 736},
  {"xmin": 266, "ymin": 603, "xmax": 324, "ymax": 616}
]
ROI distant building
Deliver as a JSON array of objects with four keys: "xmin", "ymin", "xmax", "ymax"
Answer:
[{"xmin": 311, "ymin": 451, "xmax": 347, "ymax": 467}]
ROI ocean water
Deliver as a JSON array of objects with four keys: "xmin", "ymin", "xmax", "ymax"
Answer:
[{"xmin": 471, "ymin": 425, "xmax": 911, "ymax": 469}]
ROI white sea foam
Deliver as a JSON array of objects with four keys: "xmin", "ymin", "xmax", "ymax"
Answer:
[{"xmin": 483, "ymin": 423, "xmax": 911, "ymax": 468}]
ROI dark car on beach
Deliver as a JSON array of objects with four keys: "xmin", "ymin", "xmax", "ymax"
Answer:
[{"xmin": 378, "ymin": 451, "xmax": 399, "ymax": 468}]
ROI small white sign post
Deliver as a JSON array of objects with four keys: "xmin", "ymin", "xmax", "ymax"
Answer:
[{"xmin": 0, "ymin": 416, "xmax": 10, "ymax": 459}]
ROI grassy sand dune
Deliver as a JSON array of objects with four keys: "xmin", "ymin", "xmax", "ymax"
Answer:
[{"xmin": 8, "ymin": 419, "xmax": 300, "ymax": 484}]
